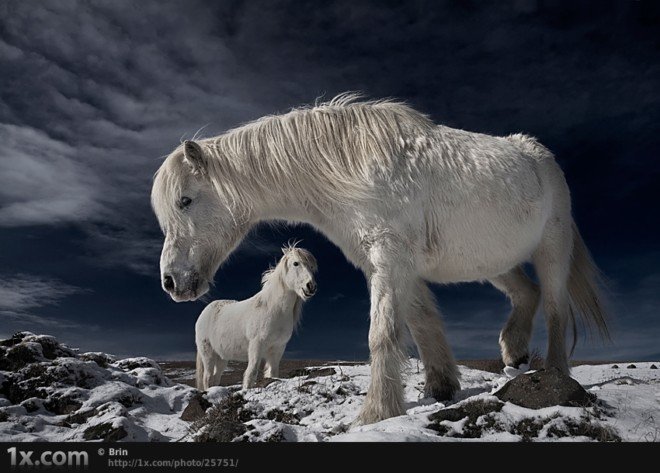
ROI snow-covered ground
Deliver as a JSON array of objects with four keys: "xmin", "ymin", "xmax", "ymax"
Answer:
[{"xmin": 1, "ymin": 333, "xmax": 658, "ymax": 442}]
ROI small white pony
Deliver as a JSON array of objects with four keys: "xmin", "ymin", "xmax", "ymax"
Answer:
[{"xmin": 195, "ymin": 245, "xmax": 317, "ymax": 390}]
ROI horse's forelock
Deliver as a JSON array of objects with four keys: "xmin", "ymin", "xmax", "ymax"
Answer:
[
  {"xmin": 151, "ymin": 148, "xmax": 191, "ymax": 229},
  {"xmin": 285, "ymin": 247, "xmax": 318, "ymax": 273}
]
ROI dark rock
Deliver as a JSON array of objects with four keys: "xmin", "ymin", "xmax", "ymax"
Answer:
[
  {"xmin": 194, "ymin": 420, "xmax": 247, "ymax": 442},
  {"xmin": 114, "ymin": 358, "xmax": 161, "ymax": 371},
  {"xmin": 511, "ymin": 417, "xmax": 546, "ymax": 442},
  {"xmin": 44, "ymin": 395, "xmax": 82, "ymax": 415},
  {"xmin": 627, "ymin": 364, "xmax": 636, "ymax": 369},
  {"xmin": 66, "ymin": 408, "xmax": 98, "ymax": 425},
  {"xmin": 0, "ymin": 410, "xmax": 8, "ymax": 422},
  {"xmin": 33, "ymin": 335, "xmax": 76, "ymax": 359},
  {"xmin": 547, "ymin": 417, "xmax": 621, "ymax": 442},
  {"xmin": 0, "ymin": 332, "xmax": 36, "ymax": 348},
  {"xmin": 287, "ymin": 367, "xmax": 336, "ymax": 379},
  {"xmin": 116, "ymin": 392, "xmax": 142, "ymax": 408},
  {"xmin": 3, "ymin": 371, "xmax": 52, "ymax": 404},
  {"xmin": 80, "ymin": 353, "xmax": 114, "ymax": 368},
  {"xmin": 494, "ymin": 368, "xmax": 594, "ymax": 409},
  {"xmin": 83, "ymin": 422, "xmax": 128, "ymax": 441},
  {"xmin": 429, "ymin": 407, "xmax": 469, "ymax": 423},
  {"xmin": 265, "ymin": 408, "xmax": 299, "ymax": 424},
  {"xmin": 428, "ymin": 399, "xmax": 504, "ymax": 438},
  {"xmin": 254, "ymin": 377, "xmax": 280, "ymax": 388},
  {"xmin": 21, "ymin": 399, "xmax": 43, "ymax": 413},
  {"xmin": 611, "ymin": 365, "xmax": 619, "ymax": 369},
  {"xmin": 180, "ymin": 393, "xmax": 211, "ymax": 422},
  {"xmin": 650, "ymin": 364, "xmax": 658, "ymax": 370},
  {"xmin": 0, "ymin": 343, "xmax": 44, "ymax": 371}
]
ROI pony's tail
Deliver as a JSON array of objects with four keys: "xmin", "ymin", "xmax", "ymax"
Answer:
[
  {"xmin": 567, "ymin": 221, "xmax": 611, "ymax": 354},
  {"xmin": 196, "ymin": 349, "xmax": 205, "ymax": 390}
]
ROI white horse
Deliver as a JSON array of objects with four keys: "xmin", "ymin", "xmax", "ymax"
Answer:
[
  {"xmin": 151, "ymin": 94, "xmax": 609, "ymax": 424},
  {"xmin": 195, "ymin": 244, "xmax": 317, "ymax": 390}
]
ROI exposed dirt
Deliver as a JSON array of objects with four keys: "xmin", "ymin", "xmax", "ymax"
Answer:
[
  {"xmin": 159, "ymin": 359, "xmax": 618, "ymax": 387},
  {"xmin": 159, "ymin": 359, "xmax": 361, "ymax": 387}
]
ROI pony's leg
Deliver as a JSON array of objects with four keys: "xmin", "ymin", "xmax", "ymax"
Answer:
[
  {"xmin": 242, "ymin": 341, "xmax": 263, "ymax": 389},
  {"xmin": 264, "ymin": 345, "xmax": 285, "ymax": 378},
  {"xmin": 533, "ymin": 222, "xmax": 573, "ymax": 374},
  {"xmin": 489, "ymin": 266, "xmax": 540, "ymax": 368},
  {"xmin": 405, "ymin": 279, "xmax": 460, "ymax": 400},
  {"xmin": 199, "ymin": 340, "xmax": 216, "ymax": 390},
  {"xmin": 357, "ymin": 239, "xmax": 410, "ymax": 425},
  {"xmin": 210, "ymin": 354, "xmax": 227, "ymax": 386}
]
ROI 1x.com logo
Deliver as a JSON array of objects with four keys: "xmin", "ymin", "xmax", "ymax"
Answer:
[{"xmin": 7, "ymin": 447, "xmax": 89, "ymax": 468}]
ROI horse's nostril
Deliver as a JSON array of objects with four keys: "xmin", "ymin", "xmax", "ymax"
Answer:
[
  {"xmin": 306, "ymin": 282, "xmax": 316, "ymax": 292},
  {"xmin": 163, "ymin": 275, "xmax": 175, "ymax": 291}
]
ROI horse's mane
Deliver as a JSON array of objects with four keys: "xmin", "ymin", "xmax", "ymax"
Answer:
[{"xmin": 152, "ymin": 93, "xmax": 435, "ymax": 223}]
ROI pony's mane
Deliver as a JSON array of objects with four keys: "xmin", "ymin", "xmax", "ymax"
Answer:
[
  {"xmin": 151, "ymin": 93, "xmax": 435, "ymax": 223},
  {"xmin": 260, "ymin": 243, "xmax": 317, "ymax": 287}
]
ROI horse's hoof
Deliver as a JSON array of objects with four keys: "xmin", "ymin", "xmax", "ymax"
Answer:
[
  {"xmin": 424, "ymin": 384, "xmax": 456, "ymax": 402},
  {"xmin": 511, "ymin": 355, "xmax": 530, "ymax": 369},
  {"xmin": 503, "ymin": 363, "xmax": 530, "ymax": 378}
]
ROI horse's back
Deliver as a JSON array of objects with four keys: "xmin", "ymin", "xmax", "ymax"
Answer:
[
  {"xmin": 418, "ymin": 127, "xmax": 566, "ymax": 282},
  {"xmin": 196, "ymin": 299, "xmax": 236, "ymax": 337}
]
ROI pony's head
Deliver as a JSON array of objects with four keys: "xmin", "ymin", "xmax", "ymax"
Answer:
[
  {"xmin": 264, "ymin": 244, "xmax": 318, "ymax": 301},
  {"xmin": 151, "ymin": 140, "xmax": 251, "ymax": 302}
]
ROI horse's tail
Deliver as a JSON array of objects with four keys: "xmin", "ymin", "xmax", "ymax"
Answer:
[
  {"xmin": 195, "ymin": 349, "xmax": 204, "ymax": 390},
  {"xmin": 567, "ymin": 221, "xmax": 611, "ymax": 354}
]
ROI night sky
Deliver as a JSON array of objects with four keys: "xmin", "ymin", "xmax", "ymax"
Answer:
[{"xmin": 1, "ymin": 1, "xmax": 659, "ymax": 362}]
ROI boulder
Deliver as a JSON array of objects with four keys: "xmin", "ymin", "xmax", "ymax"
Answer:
[
  {"xmin": 494, "ymin": 368, "xmax": 594, "ymax": 409},
  {"xmin": 83, "ymin": 422, "xmax": 128, "ymax": 441},
  {"xmin": 180, "ymin": 393, "xmax": 211, "ymax": 421},
  {"xmin": 194, "ymin": 420, "xmax": 247, "ymax": 442}
]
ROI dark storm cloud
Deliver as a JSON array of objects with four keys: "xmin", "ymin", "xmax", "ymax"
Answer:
[
  {"xmin": 0, "ymin": 124, "xmax": 101, "ymax": 226},
  {"xmin": 0, "ymin": 0, "xmax": 315, "ymax": 272},
  {"xmin": 0, "ymin": 274, "xmax": 90, "ymax": 334}
]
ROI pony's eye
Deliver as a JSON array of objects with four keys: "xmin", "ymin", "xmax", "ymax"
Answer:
[
  {"xmin": 293, "ymin": 261, "xmax": 299, "ymax": 267},
  {"xmin": 179, "ymin": 196, "xmax": 192, "ymax": 208}
]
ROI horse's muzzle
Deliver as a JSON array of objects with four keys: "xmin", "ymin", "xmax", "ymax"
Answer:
[{"xmin": 162, "ymin": 271, "xmax": 206, "ymax": 302}]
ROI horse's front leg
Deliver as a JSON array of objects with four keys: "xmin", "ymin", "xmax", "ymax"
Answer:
[
  {"xmin": 264, "ymin": 345, "xmax": 285, "ymax": 378},
  {"xmin": 357, "ymin": 239, "xmax": 411, "ymax": 425},
  {"xmin": 242, "ymin": 340, "xmax": 263, "ymax": 389}
]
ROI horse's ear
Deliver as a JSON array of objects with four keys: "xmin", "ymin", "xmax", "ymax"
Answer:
[{"xmin": 182, "ymin": 140, "xmax": 207, "ymax": 174}]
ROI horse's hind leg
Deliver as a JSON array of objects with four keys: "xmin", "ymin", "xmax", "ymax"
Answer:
[
  {"xmin": 405, "ymin": 278, "xmax": 460, "ymax": 400},
  {"xmin": 489, "ymin": 266, "xmax": 540, "ymax": 369},
  {"xmin": 533, "ymin": 219, "xmax": 573, "ymax": 374}
]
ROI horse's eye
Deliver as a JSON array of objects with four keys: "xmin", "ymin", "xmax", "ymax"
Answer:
[
  {"xmin": 293, "ymin": 261, "xmax": 299, "ymax": 267},
  {"xmin": 179, "ymin": 196, "xmax": 192, "ymax": 208}
]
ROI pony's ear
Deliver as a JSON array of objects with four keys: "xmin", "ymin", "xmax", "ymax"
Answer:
[{"xmin": 182, "ymin": 140, "xmax": 207, "ymax": 174}]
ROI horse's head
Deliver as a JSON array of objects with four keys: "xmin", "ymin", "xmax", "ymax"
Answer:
[
  {"xmin": 280, "ymin": 245, "xmax": 318, "ymax": 300},
  {"xmin": 151, "ymin": 140, "xmax": 250, "ymax": 302}
]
